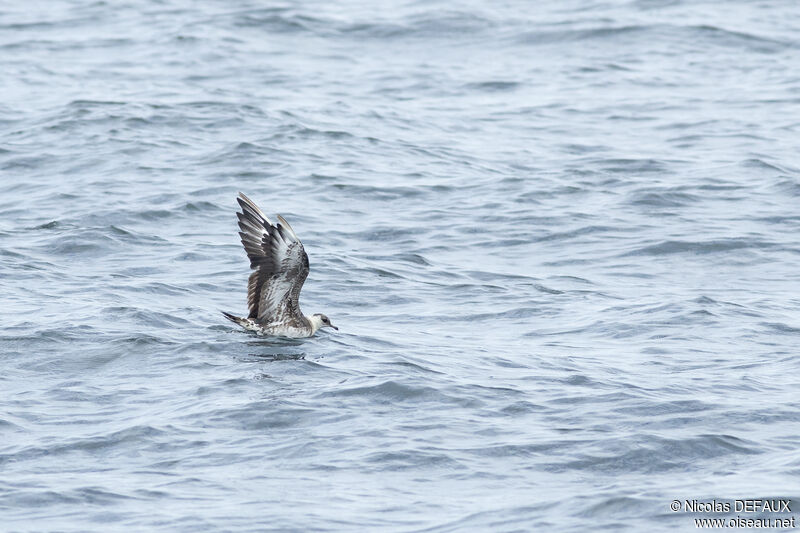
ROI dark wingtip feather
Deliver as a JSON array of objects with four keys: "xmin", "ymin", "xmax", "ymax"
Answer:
[{"xmin": 237, "ymin": 192, "xmax": 266, "ymax": 219}]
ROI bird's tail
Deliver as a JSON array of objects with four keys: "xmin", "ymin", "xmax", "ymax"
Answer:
[{"xmin": 221, "ymin": 311, "xmax": 249, "ymax": 328}]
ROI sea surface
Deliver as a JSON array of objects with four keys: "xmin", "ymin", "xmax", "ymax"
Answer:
[{"xmin": 2, "ymin": 0, "xmax": 800, "ymax": 531}]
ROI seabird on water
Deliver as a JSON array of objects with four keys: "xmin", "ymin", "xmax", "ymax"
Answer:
[{"xmin": 222, "ymin": 192, "xmax": 338, "ymax": 338}]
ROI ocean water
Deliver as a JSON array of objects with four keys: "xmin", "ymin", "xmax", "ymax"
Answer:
[{"xmin": 2, "ymin": 0, "xmax": 799, "ymax": 531}]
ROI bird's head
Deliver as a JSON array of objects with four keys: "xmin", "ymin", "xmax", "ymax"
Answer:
[{"xmin": 310, "ymin": 313, "xmax": 338, "ymax": 332}]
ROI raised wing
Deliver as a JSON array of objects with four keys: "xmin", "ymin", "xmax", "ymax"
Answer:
[{"xmin": 236, "ymin": 192, "xmax": 309, "ymax": 325}]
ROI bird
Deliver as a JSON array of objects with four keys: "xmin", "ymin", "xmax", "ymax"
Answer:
[{"xmin": 222, "ymin": 192, "xmax": 338, "ymax": 337}]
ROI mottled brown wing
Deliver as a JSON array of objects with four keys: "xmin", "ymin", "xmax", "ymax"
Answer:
[{"xmin": 236, "ymin": 193, "xmax": 309, "ymax": 325}]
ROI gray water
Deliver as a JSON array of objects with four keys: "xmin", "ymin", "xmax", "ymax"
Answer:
[{"xmin": 2, "ymin": 1, "xmax": 800, "ymax": 531}]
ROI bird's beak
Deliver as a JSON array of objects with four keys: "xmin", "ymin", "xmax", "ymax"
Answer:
[{"xmin": 330, "ymin": 324, "xmax": 339, "ymax": 331}]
